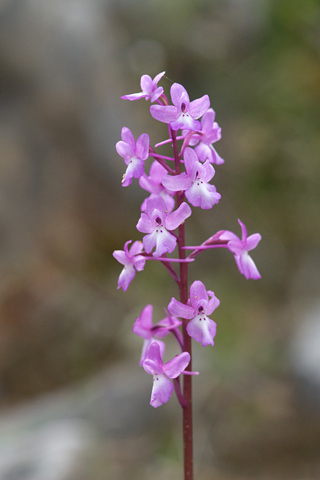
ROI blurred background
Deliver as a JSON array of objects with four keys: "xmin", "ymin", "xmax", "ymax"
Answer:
[{"xmin": 0, "ymin": 0, "xmax": 319, "ymax": 479}]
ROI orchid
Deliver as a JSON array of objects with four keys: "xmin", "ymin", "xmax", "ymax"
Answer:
[
  {"xmin": 136, "ymin": 193, "xmax": 191, "ymax": 257},
  {"xmin": 133, "ymin": 304, "xmax": 182, "ymax": 365},
  {"xmin": 122, "ymin": 71, "xmax": 165, "ymax": 103},
  {"xmin": 112, "ymin": 240, "xmax": 146, "ymax": 291},
  {"xmin": 113, "ymin": 74, "xmax": 261, "ymax": 479},
  {"xmin": 143, "ymin": 342, "xmax": 191, "ymax": 408},
  {"xmin": 218, "ymin": 219, "xmax": 261, "ymax": 279},
  {"xmin": 191, "ymin": 108, "xmax": 224, "ymax": 164},
  {"xmin": 139, "ymin": 161, "xmax": 175, "ymax": 212},
  {"xmin": 116, "ymin": 127, "xmax": 150, "ymax": 187},
  {"xmin": 168, "ymin": 280, "xmax": 220, "ymax": 347},
  {"xmin": 162, "ymin": 147, "xmax": 221, "ymax": 209},
  {"xmin": 150, "ymin": 83, "xmax": 210, "ymax": 131}
]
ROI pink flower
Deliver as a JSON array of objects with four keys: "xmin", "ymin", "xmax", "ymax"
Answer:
[
  {"xmin": 162, "ymin": 147, "xmax": 221, "ymax": 209},
  {"xmin": 116, "ymin": 127, "xmax": 150, "ymax": 187},
  {"xmin": 122, "ymin": 72, "xmax": 165, "ymax": 103},
  {"xmin": 136, "ymin": 194, "xmax": 192, "ymax": 257},
  {"xmin": 139, "ymin": 161, "xmax": 175, "ymax": 212},
  {"xmin": 168, "ymin": 280, "xmax": 220, "ymax": 347},
  {"xmin": 113, "ymin": 240, "xmax": 146, "ymax": 291},
  {"xmin": 143, "ymin": 342, "xmax": 191, "ymax": 408},
  {"xmin": 192, "ymin": 108, "xmax": 224, "ymax": 164},
  {"xmin": 133, "ymin": 305, "xmax": 182, "ymax": 366},
  {"xmin": 218, "ymin": 219, "xmax": 261, "ymax": 279},
  {"xmin": 150, "ymin": 83, "xmax": 210, "ymax": 131}
]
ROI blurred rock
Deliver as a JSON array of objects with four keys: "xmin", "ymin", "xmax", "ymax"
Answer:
[
  {"xmin": 289, "ymin": 300, "xmax": 320, "ymax": 409},
  {"xmin": 0, "ymin": 362, "xmax": 157, "ymax": 480},
  {"xmin": 0, "ymin": 419, "xmax": 97, "ymax": 480}
]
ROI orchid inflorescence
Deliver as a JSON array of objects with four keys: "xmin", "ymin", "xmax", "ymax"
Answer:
[{"xmin": 113, "ymin": 72, "xmax": 261, "ymax": 409}]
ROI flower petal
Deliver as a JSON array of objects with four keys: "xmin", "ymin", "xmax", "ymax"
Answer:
[
  {"xmin": 140, "ymin": 338, "xmax": 165, "ymax": 367},
  {"xmin": 150, "ymin": 374, "xmax": 174, "ymax": 408},
  {"xmin": 238, "ymin": 252, "xmax": 261, "ymax": 280},
  {"xmin": 238, "ymin": 219, "xmax": 248, "ymax": 242},
  {"xmin": 201, "ymin": 161, "xmax": 215, "ymax": 183},
  {"xmin": 163, "ymin": 352, "xmax": 191, "ymax": 378},
  {"xmin": 206, "ymin": 291, "xmax": 220, "ymax": 316},
  {"xmin": 121, "ymin": 92, "xmax": 147, "ymax": 101},
  {"xmin": 150, "ymin": 105, "xmax": 178, "ymax": 124},
  {"xmin": 122, "ymin": 158, "xmax": 145, "ymax": 186},
  {"xmin": 153, "ymin": 71, "xmax": 166, "ymax": 84},
  {"xmin": 140, "ymin": 74, "xmax": 153, "ymax": 93},
  {"xmin": 136, "ymin": 213, "xmax": 153, "ymax": 234},
  {"xmin": 246, "ymin": 233, "xmax": 261, "ymax": 251},
  {"xmin": 170, "ymin": 116, "xmax": 201, "ymax": 132},
  {"xmin": 188, "ymin": 94, "xmax": 210, "ymax": 119},
  {"xmin": 146, "ymin": 194, "xmax": 166, "ymax": 218},
  {"xmin": 186, "ymin": 180, "xmax": 220, "ymax": 209},
  {"xmin": 133, "ymin": 255, "xmax": 146, "ymax": 272},
  {"xmin": 143, "ymin": 342, "xmax": 164, "ymax": 375},
  {"xmin": 183, "ymin": 147, "xmax": 198, "ymax": 173},
  {"xmin": 129, "ymin": 240, "xmax": 144, "ymax": 257},
  {"xmin": 201, "ymin": 108, "xmax": 216, "ymax": 131},
  {"xmin": 227, "ymin": 240, "xmax": 243, "ymax": 256},
  {"xmin": 142, "ymin": 231, "xmax": 158, "ymax": 254},
  {"xmin": 153, "ymin": 316, "xmax": 182, "ymax": 338},
  {"xmin": 133, "ymin": 304, "xmax": 154, "ymax": 337},
  {"xmin": 168, "ymin": 297, "xmax": 194, "ymax": 319},
  {"xmin": 170, "ymin": 83, "xmax": 188, "ymax": 106},
  {"xmin": 112, "ymin": 250, "xmax": 129, "ymax": 266},
  {"xmin": 162, "ymin": 172, "xmax": 192, "ymax": 192},
  {"xmin": 116, "ymin": 140, "xmax": 134, "ymax": 160},
  {"xmin": 165, "ymin": 202, "xmax": 192, "ymax": 230},
  {"xmin": 150, "ymin": 86, "xmax": 164, "ymax": 103},
  {"xmin": 218, "ymin": 231, "xmax": 239, "ymax": 243},
  {"xmin": 136, "ymin": 133, "xmax": 150, "ymax": 160},
  {"xmin": 187, "ymin": 315, "xmax": 217, "ymax": 347},
  {"xmin": 190, "ymin": 281, "xmax": 208, "ymax": 309},
  {"xmin": 117, "ymin": 264, "xmax": 135, "ymax": 291},
  {"xmin": 121, "ymin": 127, "xmax": 135, "ymax": 147},
  {"xmin": 206, "ymin": 146, "xmax": 224, "ymax": 165},
  {"xmin": 153, "ymin": 229, "xmax": 177, "ymax": 257},
  {"xmin": 194, "ymin": 143, "xmax": 210, "ymax": 162},
  {"xmin": 150, "ymin": 161, "xmax": 168, "ymax": 183}
]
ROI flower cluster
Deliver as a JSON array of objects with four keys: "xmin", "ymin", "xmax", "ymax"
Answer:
[{"xmin": 113, "ymin": 72, "xmax": 261, "ymax": 408}]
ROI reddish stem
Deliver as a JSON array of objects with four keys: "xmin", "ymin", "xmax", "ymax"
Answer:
[
  {"xmin": 148, "ymin": 149, "xmax": 175, "ymax": 173},
  {"xmin": 171, "ymin": 127, "xmax": 194, "ymax": 480}
]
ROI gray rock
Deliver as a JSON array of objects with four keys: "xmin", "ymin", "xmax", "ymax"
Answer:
[
  {"xmin": 289, "ymin": 300, "xmax": 320, "ymax": 408},
  {"xmin": 0, "ymin": 363, "xmax": 157, "ymax": 480}
]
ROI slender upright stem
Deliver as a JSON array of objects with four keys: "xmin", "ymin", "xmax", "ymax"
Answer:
[
  {"xmin": 179, "ymin": 221, "xmax": 193, "ymax": 480},
  {"xmin": 171, "ymin": 128, "xmax": 194, "ymax": 480}
]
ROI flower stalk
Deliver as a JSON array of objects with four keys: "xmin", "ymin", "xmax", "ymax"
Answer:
[{"xmin": 173, "ymin": 129, "xmax": 194, "ymax": 480}]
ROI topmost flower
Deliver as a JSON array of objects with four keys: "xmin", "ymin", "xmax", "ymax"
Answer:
[
  {"xmin": 150, "ymin": 83, "xmax": 210, "ymax": 131},
  {"xmin": 121, "ymin": 72, "xmax": 166, "ymax": 103}
]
